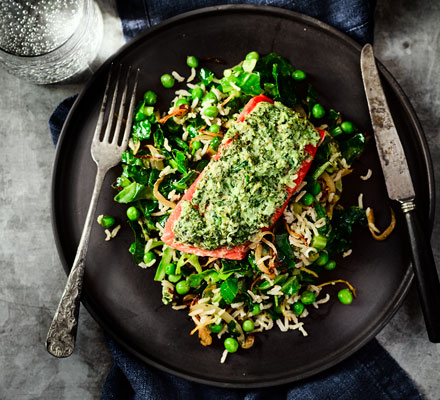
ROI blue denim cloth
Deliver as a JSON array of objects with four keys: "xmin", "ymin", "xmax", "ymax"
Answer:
[{"xmin": 48, "ymin": 1, "xmax": 422, "ymax": 399}]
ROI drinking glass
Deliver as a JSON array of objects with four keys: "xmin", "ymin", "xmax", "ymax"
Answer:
[{"xmin": 0, "ymin": 0, "xmax": 103, "ymax": 84}]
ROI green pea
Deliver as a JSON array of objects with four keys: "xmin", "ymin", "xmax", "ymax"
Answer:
[
  {"xmin": 311, "ymin": 234, "xmax": 327, "ymax": 251},
  {"xmin": 224, "ymin": 337, "xmax": 239, "ymax": 353},
  {"xmin": 242, "ymin": 319, "xmax": 255, "ymax": 332},
  {"xmin": 191, "ymin": 87, "xmax": 204, "ymax": 99},
  {"xmin": 202, "ymin": 92, "xmax": 217, "ymax": 104},
  {"xmin": 309, "ymin": 182, "xmax": 321, "ymax": 196},
  {"xmin": 251, "ymin": 304, "xmax": 261, "ymax": 315},
  {"xmin": 203, "ymin": 106, "xmax": 219, "ymax": 118},
  {"xmin": 210, "ymin": 136, "xmax": 220, "ymax": 151},
  {"xmin": 98, "ymin": 215, "xmax": 115, "ymax": 228},
  {"xmin": 192, "ymin": 140, "xmax": 202, "ymax": 151},
  {"xmin": 315, "ymin": 252, "xmax": 329, "ymax": 267},
  {"xmin": 338, "ymin": 288, "xmax": 353, "ymax": 305},
  {"xmin": 209, "ymin": 323, "xmax": 223, "ymax": 333},
  {"xmin": 176, "ymin": 280, "xmax": 190, "ymax": 295},
  {"xmin": 144, "ymin": 90, "xmax": 157, "ymax": 105},
  {"xmin": 175, "ymin": 98, "xmax": 189, "ymax": 107},
  {"xmin": 341, "ymin": 121, "xmax": 355, "ymax": 134},
  {"xmin": 274, "ymin": 305, "xmax": 282, "ymax": 314},
  {"xmin": 160, "ymin": 73, "xmax": 175, "ymax": 88},
  {"xmin": 143, "ymin": 251, "xmax": 156, "ymax": 264},
  {"xmin": 302, "ymin": 193, "xmax": 314, "ymax": 206},
  {"xmin": 312, "ymin": 103, "xmax": 325, "ymax": 119},
  {"xmin": 126, "ymin": 206, "xmax": 140, "ymax": 221},
  {"xmin": 292, "ymin": 69, "xmax": 306, "ymax": 81},
  {"xmin": 168, "ymin": 274, "xmax": 181, "ymax": 283},
  {"xmin": 209, "ymin": 123, "xmax": 220, "ymax": 133},
  {"xmin": 164, "ymin": 263, "xmax": 176, "ymax": 275},
  {"xmin": 293, "ymin": 302, "xmax": 305, "ymax": 315},
  {"xmin": 301, "ymin": 290, "xmax": 316, "ymax": 305},
  {"xmin": 186, "ymin": 55, "xmax": 198, "ymax": 68},
  {"xmin": 245, "ymin": 51, "xmax": 259, "ymax": 60},
  {"xmin": 324, "ymin": 260, "xmax": 336, "ymax": 271}
]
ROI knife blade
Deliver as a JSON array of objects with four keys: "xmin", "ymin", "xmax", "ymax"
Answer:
[{"xmin": 360, "ymin": 43, "xmax": 440, "ymax": 343}]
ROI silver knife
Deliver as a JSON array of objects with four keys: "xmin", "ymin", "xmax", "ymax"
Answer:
[{"xmin": 361, "ymin": 43, "xmax": 440, "ymax": 342}]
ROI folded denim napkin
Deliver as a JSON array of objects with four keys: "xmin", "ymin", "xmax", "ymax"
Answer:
[{"xmin": 49, "ymin": 1, "xmax": 422, "ymax": 398}]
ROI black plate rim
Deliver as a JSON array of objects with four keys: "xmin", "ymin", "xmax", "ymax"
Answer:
[{"xmin": 51, "ymin": 5, "xmax": 435, "ymax": 388}]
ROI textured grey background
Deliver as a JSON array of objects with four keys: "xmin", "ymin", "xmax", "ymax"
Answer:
[{"xmin": 0, "ymin": 0, "xmax": 439, "ymax": 399}]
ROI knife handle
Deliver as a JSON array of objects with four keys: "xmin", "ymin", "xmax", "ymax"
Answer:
[{"xmin": 402, "ymin": 203, "xmax": 440, "ymax": 343}]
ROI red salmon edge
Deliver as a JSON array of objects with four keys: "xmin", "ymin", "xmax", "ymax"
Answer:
[
  {"xmin": 236, "ymin": 93, "xmax": 274, "ymax": 122},
  {"xmin": 267, "ymin": 128, "xmax": 326, "ymax": 227}
]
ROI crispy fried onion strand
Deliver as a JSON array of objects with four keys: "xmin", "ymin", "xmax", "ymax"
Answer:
[
  {"xmin": 158, "ymin": 104, "xmax": 189, "ymax": 124},
  {"xmin": 317, "ymin": 279, "xmax": 357, "ymax": 298},
  {"xmin": 285, "ymin": 221, "xmax": 309, "ymax": 247},
  {"xmin": 153, "ymin": 175, "xmax": 177, "ymax": 209},
  {"xmin": 321, "ymin": 172, "xmax": 336, "ymax": 194},
  {"xmin": 366, "ymin": 206, "xmax": 396, "ymax": 241},
  {"xmin": 299, "ymin": 266, "xmax": 319, "ymax": 278},
  {"xmin": 146, "ymin": 144, "xmax": 166, "ymax": 158}
]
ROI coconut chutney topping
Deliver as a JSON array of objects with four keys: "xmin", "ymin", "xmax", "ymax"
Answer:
[{"xmin": 172, "ymin": 101, "xmax": 320, "ymax": 250}]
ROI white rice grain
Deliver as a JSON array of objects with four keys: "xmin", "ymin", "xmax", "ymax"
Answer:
[
  {"xmin": 187, "ymin": 67, "xmax": 196, "ymax": 82},
  {"xmin": 358, "ymin": 193, "xmax": 364, "ymax": 209},
  {"xmin": 360, "ymin": 169, "xmax": 372, "ymax": 180},
  {"xmin": 171, "ymin": 71, "xmax": 185, "ymax": 82},
  {"xmin": 220, "ymin": 349, "xmax": 229, "ymax": 364},
  {"xmin": 343, "ymin": 249, "xmax": 353, "ymax": 258}
]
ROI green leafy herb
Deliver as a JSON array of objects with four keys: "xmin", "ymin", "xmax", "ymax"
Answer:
[{"xmin": 220, "ymin": 277, "xmax": 239, "ymax": 304}]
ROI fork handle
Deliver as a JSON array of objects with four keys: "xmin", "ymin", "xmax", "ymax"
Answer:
[{"xmin": 46, "ymin": 167, "xmax": 107, "ymax": 357}]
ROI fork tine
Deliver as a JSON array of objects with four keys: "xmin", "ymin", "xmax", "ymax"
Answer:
[
  {"xmin": 120, "ymin": 68, "xmax": 139, "ymax": 150},
  {"xmin": 93, "ymin": 64, "xmax": 113, "ymax": 141},
  {"xmin": 102, "ymin": 65, "xmax": 122, "ymax": 143},
  {"xmin": 111, "ymin": 66, "xmax": 131, "ymax": 145}
]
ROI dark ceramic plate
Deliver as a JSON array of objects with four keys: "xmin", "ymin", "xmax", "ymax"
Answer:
[{"xmin": 52, "ymin": 5, "xmax": 434, "ymax": 388}]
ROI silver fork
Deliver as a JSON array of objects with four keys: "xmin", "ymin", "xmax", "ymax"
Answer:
[{"xmin": 46, "ymin": 65, "xmax": 139, "ymax": 358}]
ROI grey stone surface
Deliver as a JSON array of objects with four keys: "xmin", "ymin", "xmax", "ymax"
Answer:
[{"xmin": 0, "ymin": 0, "xmax": 439, "ymax": 399}]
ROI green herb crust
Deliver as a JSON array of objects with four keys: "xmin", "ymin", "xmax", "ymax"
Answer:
[{"xmin": 173, "ymin": 101, "xmax": 320, "ymax": 249}]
